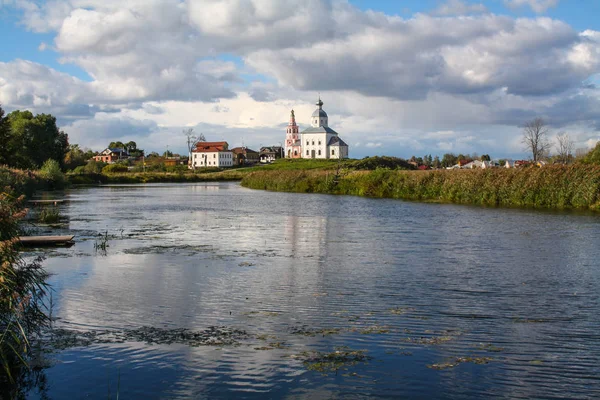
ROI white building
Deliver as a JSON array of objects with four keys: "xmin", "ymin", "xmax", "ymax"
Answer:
[
  {"xmin": 290, "ymin": 97, "xmax": 349, "ymax": 159},
  {"xmin": 190, "ymin": 141, "xmax": 234, "ymax": 168}
]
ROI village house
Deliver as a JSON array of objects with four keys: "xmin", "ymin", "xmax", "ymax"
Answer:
[
  {"xmin": 231, "ymin": 147, "xmax": 260, "ymax": 165},
  {"xmin": 190, "ymin": 141, "xmax": 234, "ymax": 168},
  {"xmin": 285, "ymin": 97, "xmax": 349, "ymax": 160},
  {"xmin": 260, "ymin": 146, "xmax": 284, "ymax": 163},
  {"xmin": 93, "ymin": 148, "xmax": 129, "ymax": 164}
]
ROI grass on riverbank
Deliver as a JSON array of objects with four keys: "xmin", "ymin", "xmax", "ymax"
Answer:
[
  {"xmin": 66, "ymin": 157, "xmax": 415, "ymax": 185},
  {"xmin": 241, "ymin": 165, "xmax": 600, "ymax": 211}
]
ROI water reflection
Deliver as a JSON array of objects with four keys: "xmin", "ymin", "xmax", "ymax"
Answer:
[{"xmin": 27, "ymin": 182, "xmax": 600, "ymax": 399}]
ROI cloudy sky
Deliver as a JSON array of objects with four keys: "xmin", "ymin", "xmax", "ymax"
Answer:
[{"xmin": 1, "ymin": 0, "xmax": 599, "ymax": 159}]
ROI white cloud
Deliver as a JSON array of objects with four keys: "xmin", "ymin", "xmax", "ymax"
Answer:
[
  {"xmin": 433, "ymin": 0, "xmax": 487, "ymax": 16},
  {"xmin": 38, "ymin": 42, "xmax": 48, "ymax": 51},
  {"xmin": 1, "ymin": 0, "xmax": 599, "ymax": 160},
  {"xmin": 504, "ymin": 0, "xmax": 559, "ymax": 13}
]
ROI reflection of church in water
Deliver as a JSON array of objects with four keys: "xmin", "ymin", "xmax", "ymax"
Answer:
[{"xmin": 285, "ymin": 97, "xmax": 349, "ymax": 159}]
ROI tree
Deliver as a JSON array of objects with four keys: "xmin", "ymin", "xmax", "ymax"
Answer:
[
  {"xmin": 6, "ymin": 111, "xmax": 69, "ymax": 169},
  {"xmin": 108, "ymin": 141, "xmax": 125, "ymax": 149},
  {"xmin": 581, "ymin": 141, "xmax": 600, "ymax": 165},
  {"xmin": 433, "ymin": 155, "xmax": 441, "ymax": 169},
  {"xmin": 480, "ymin": 154, "xmax": 491, "ymax": 161},
  {"xmin": 64, "ymin": 144, "xmax": 90, "ymax": 170},
  {"xmin": 0, "ymin": 105, "xmax": 11, "ymax": 166},
  {"xmin": 441, "ymin": 153, "xmax": 457, "ymax": 168},
  {"xmin": 522, "ymin": 118, "xmax": 551, "ymax": 162},
  {"xmin": 184, "ymin": 128, "xmax": 205, "ymax": 170},
  {"xmin": 555, "ymin": 132, "xmax": 574, "ymax": 165}
]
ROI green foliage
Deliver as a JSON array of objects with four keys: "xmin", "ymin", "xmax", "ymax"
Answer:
[
  {"xmin": 37, "ymin": 206, "xmax": 61, "ymax": 224},
  {"xmin": 241, "ymin": 165, "xmax": 600, "ymax": 211},
  {"xmin": 0, "ymin": 193, "xmax": 50, "ymax": 389},
  {"xmin": 4, "ymin": 110, "xmax": 69, "ymax": 170},
  {"xmin": 84, "ymin": 160, "xmax": 106, "ymax": 174},
  {"xmin": 581, "ymin": 142, "xmax": 600, "ymax": 165},
  {"xmin": 0, "ymin": 106, "xmax": 11, "ymax": 166},
  {"xmin": 39, "ymin": 159, "xmax": 65, "ymax": 189},
  {"xmin": 102, "ymin": 163, "xmax": 129, "ymax": 173},
  {"xmin": 346, "ymin": 156, "xmax": 415, "ymax": 170},
  {"xmin": 64, "ymin": 144, "xmax": 94, "ymax": 171}
]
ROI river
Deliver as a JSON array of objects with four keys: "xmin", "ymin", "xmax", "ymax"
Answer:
[{"xmin": 24, "ymin": 182, "xmax": 600, "ymax": 399}]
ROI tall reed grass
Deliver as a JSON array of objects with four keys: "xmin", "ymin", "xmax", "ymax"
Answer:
[{"xmin": 241, "ymin": 165, "xmax": 600, "ymax": 211}]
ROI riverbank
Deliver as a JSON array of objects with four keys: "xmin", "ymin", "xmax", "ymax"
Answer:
[{"xmin": 240, "ymin": 165, "xmax": 600, "ymax": 211}]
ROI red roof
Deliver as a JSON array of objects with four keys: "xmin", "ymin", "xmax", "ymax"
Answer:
[
  {"xmin": 194, "ymin": 141, "xmax": 228, "ymax": 152},
  {"xmin": 418, "ymin": 165, "xmax": 430, "ymax": 170}
]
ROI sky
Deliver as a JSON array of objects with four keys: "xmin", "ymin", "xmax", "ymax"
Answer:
[{"xmin": 1, "ymin": 0, "xmax": 600, "ymax": 160}]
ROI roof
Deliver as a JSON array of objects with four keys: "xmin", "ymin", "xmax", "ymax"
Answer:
[
  {"xmin": 328, "ymin": 136, "xmax": 348, "ymax": 147},
  {"xmin": 231, "ymin": 147, "xmax": 258, "ymax": 154},
  {"xmin": 103, "ymin": 147, "xmax": 127, "ymax": 154},
  {"xmin": 312, "ymin": 109, "xmax": 328, "ymax": 118},
  {"xmin": 194, "ymin": 141, "xmax": 228, "ymax": 152},
  {"xmin": 302, "ymin": 126, "xmax": 339, "ymax": 134}
]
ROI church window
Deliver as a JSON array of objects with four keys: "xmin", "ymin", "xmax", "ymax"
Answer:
[
  {"xmin": 306, "ymin": 141, "xmax": 309, "ymax": 145},
  {"xmin": 318, "ymin": 150, "xmax": 321, "ymax": 155},
  {"xmin": 318, "ymin": 140, "xmax": 321, "ymax": 145},
  {"xmin": 332, "ymin": 149, "xmax": 335, "ymax": 155},
  {"xmin": 312, "ymin": 141, "xmax": 314, "ymax": 145},
  {"xmin": 306, "ymin": 150, "xmax": 309, "ymax": 155}
]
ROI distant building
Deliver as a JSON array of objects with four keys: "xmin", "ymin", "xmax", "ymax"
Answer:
[
  {"xmin": 284, "ymin": 110, "xmax": 302, "ymax": 159},
  {"xmin": 260, "ymin": 146, "xmax": 284, "ymax": 163},
  {"xmin": 93, "ymin": 148, "xmax": 129, "ymax": 164},
  {"xmin": 190, "ymin": 141, "xmax": 234, "ymax": 168},
  {"xmin": 231, "ymin": 147, "xmax": 260, "ymax": 165},
  {"xmin": 284, "ymin": 97, "xmax": 349, "ymax": 160}
]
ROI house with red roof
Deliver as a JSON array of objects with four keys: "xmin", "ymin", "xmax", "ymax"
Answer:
[{"xmin": 190, "ymin": 141, "xmax": 234, "ymax": 168}]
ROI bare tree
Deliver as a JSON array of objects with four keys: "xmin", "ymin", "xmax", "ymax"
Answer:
[
  {"xmin": 184, "ymin": 128, "xmax": 205, "ymax": 170},
  {"xmin": 555, "ymin": 132, "xmax": 574, "ymax": 165},
  {"xmin": 522, "ymin": 118, "xmax": 551, "ymax": 162}
]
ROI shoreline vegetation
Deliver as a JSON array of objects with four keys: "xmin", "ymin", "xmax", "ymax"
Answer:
[
  {"xmin": 239, "ymin": 164, "xmax": 600, "ymax": 212},
  {"xmin": 3, "ymin": 157, "xmax": 600, "ymax": 211}
]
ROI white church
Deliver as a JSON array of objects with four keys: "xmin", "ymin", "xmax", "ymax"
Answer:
[{"xmin": 285, "ymin": 97, "xmax": 349, "ymax": 159}]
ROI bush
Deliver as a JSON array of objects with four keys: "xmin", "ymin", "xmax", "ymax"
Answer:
[
  {"xmin": 38, "ymin": 159, "xmax": 65, "ymax": 189},
  {"xmin": 0, "ymin": 192, "xmax": 50, "ymax": 390},
  {"xmin": 71, "ymin": 165, "xmax": 86, "ymax": 174},
  {"xmin": 102, "ymin": 163, "xmax": 129, "ymax": 173},
  {"xmin": 84, "ymin": 160, "xmax": 106, "ymax": 174},
  {"xmin": 582, "ymin": 142, "xmax": 600, "ymax": 165}
]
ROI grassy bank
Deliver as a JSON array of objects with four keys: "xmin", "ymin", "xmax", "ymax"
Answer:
[
  {"xmin": 241, "ymin": 165, "xmax": 600, "ymax": 211},
  {"xmin": 66, "ymin": 157, "xmax": 415, "ymax": 185}
]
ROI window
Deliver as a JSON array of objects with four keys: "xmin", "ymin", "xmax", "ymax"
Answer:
[
  {"xmin": 213, "ymin": 154, "xmax": 216, "ymax": 158},
  {"xmin": 332, "ymin": 149, "xmax": 335, "ymax": 155},
  {"xmin": 318, "ymin": 150, "xmax": 321, "ymax": 155},
  {"xmin": 306, "ymin": 141, "xmax": 309, "ymax": 145},
  {"xmin": 312, "ymin": 141, "xmax": 314, "ymax": 145},
  {"xmin": 318, "ymin": 141, "xmax": 321, "ymax": 145},
  {"xmin": 306, "ymin": 150, "xmax": 309, "ymax": 155}
]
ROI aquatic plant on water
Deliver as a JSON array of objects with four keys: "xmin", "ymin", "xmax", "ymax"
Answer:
[
  {"xmin": 37, "ymin": 206, "xmax": 61, "ymax": 224},
  {"xmin": 94, "ymin": 231, "xmax": 110, "ymax": 252}
]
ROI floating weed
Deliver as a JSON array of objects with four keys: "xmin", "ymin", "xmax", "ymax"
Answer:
[
  {"xmin": 238, "ymin": 261, "xmax": 255, "ymax": 267},
  {"xmin": 529, "ymin": 360, "xmax": 544, "ymax": 365},
  {"xmin": 513, "ymin": 318, "xmax": 547, "ymax": 323},
  {"xmin": 254, "ymin": 342, "xmax": 287, "ymax": 351},
  {"xmin": 256, "ymin": 334, "xmax": 278, "ymax": 341},
  {"xmin": 356, "ymin": 325, "xmax": 390, "ymax": 335},
  {"xmin": 389, "ymin": 307, "xmax": 415, "ymax": 315},
  {"xmin": 428, "ymin": 357, "xmax": 493, "ymax": 370},
  {"xmin": 37, "ymin": 206, "xmax": 61, "ymax": 224},
  {"xmin": 312, "ymin": 292, "xmax": 328, "ymax": 297},
  {"xmin": 403, "ymin": 336, "xmax": 454, "ymax": 345},
  {"xmin": 243, "ymin": 311, "xmax": 280, "ymax": 318},
  {"xmin": 290, "ymin": 327, "xmax": 341, "ymax": 337},
  {"xmin": 293, "ymin": 347, "xmax": 371, "ymax": 374},
  {"xmin": 479, "ymin": 343, "xmax": 505, "ymax": 353}
]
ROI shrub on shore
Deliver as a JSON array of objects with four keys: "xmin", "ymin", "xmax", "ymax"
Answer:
[
  {"xmin": 0, "ymin": 192, "xmax": 50, "ymax": 391},
  {"xmin": 241, "ymin": 165, "xmax": 600, "ymax": 211}
]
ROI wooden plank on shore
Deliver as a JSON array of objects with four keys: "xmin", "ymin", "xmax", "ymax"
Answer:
[
  {"xmin": 28, "ymin": 200, "xmax": 65, "ymax": 205},
  {"xmin": 18, "ymin": 235, "xmax": 74, "ymax": 246}
]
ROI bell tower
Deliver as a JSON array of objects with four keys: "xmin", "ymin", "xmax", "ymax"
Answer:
[{"xmin": 285, "ymin": 109, "xmax": 300, "ymax": 158}]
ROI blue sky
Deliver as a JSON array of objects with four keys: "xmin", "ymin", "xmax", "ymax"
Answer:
[{"xmin": 1, "ymin": 0, "xmax": 600, "ymax": 159}]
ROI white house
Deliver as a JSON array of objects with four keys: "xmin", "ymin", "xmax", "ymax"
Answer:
[{"xmin": 190, "ymin": 141, "xmax": 234, "ymax": 168}]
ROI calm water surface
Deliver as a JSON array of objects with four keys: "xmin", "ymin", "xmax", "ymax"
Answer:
[{"xmin": 25, "ymin": 182, "xmax": 600, "ymax": 399}]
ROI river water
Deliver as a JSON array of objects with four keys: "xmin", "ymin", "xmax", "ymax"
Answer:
[{"xmin": 24, "ymin": 182, "xmax": 600, "ymax": 399}]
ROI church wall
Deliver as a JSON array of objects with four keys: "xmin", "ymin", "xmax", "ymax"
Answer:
[{"xmin": 301, "ymin": 133, "xmax": 329, "ymax": 159}]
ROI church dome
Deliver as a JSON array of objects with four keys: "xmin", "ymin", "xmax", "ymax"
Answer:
[{"xmin": 311, "ymin": 97, "xmax": 328, "ymax": 118}]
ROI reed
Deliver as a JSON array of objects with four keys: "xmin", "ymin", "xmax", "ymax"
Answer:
[{"xmin": 241, "ymin": 165, "xmax": 600, "ymax": 211}]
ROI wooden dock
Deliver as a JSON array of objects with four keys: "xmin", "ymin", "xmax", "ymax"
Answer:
[
  {"xmin": 18, "ymin": 235, "xmax": 75, "ymax": 247},
  {"xmin": 28, "ymin": 199, "xmax": 65, "ymax": 206}
]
